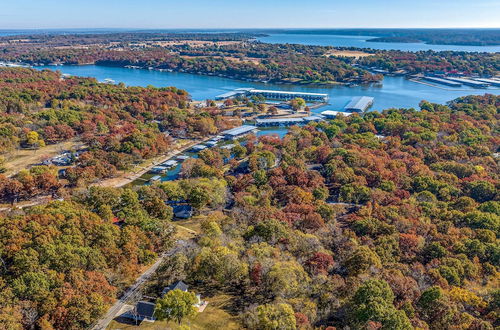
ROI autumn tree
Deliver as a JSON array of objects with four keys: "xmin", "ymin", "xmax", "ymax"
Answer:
[{"xmin": 155, "ymin": 289, "xmax": 197, "ymax": 324}]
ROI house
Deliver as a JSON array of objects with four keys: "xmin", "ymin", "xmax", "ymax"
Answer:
[
  {"xmin": 134, "ymin": 301, "xmax": 156, "ymax": 322},
  {"xmin": 162, "ymin": 280, "xmax": 189, "ymax": 296},
  {"xmin": 161, "ymin": 281, "xmax": 208, "ymax": 312},
  {"xmin": 204, "ymin": 141, "xmax": 218, "ymax": 147},
  {"xmin": 190, "ymin": 144, "xmax": 208, "ymax": 152},
  {"xmin": 172, "ymin": 204, "xmax": 193, "ymax": 219}
]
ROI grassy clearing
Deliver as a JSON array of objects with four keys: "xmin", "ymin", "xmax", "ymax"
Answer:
[
  {"xmin": 2, "ymin": 139, "xmax": 82, "ymax": 176},
  {"xmin": 107, "ymin": 294, "xmax": 240, "ymax": 330}
]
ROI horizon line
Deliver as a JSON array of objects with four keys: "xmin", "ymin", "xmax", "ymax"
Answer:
[{"xmin": 1, "ymin": 27, "xmax": 500, "ymax": 31}]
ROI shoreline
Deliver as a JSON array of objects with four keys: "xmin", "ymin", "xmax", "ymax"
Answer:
[{"xmin": 29, "ymin": 62, "xmax": 382, "ymax": 87}]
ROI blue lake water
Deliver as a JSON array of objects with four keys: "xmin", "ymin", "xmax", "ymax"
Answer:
[
  {"xmin": 258, "ymin": 34, "xmax": 500, "ymax": 53},
  {"xmin": 39, "ymin": 65, "xmax": 499, "ymax": 111}
]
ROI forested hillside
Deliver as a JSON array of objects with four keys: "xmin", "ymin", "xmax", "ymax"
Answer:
[
  {"xmin": 0, "ymin": 68, "xmax": 229, "ymax": 202},
  {"xmin": 0, "ymin": 66, "xmax": 498, "ymax": 329},
  {"xmin": 357, "ymin": 50, "xmax": 500, "ymax": 76},
  {"xmin": 151, "ymin": 94, "xmax": 499, "ymax": 329},
  {"xmin": 0, "ymin": 186, "xmax": 177, "ymax": 329}
]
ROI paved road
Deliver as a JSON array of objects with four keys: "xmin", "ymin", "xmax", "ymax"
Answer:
[{"xmin": 90, "ymin": 241, "xmax": 186, "ymax": 330}]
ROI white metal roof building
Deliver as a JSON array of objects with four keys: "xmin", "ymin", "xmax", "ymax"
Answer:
[
  {"xmin": 473, "ymin": 78, "xmax": 500, "ymax": 87},
  {"xmin": 344, "ymin": 96, "xmax": 374, "ymax": 112},
  {"xmin": 445, "ymin": 77, "xmax": 489, "ymax": 88},
  {"xmin": 215, "ymin": 88, "xmax": 328, "ymax": 102},
  {"xmin": 321, "ymin": 110, "xmax": 354, "ymax": 118},
  {"xmin": 162, "ymin": 160, "xmax": 178, "ymax": 167},
  {"xmin": 423, "ymin": 77, "xmax": 462, "ymax": 87},
  {"xmin": 220, "ymin": 125, "xmax": 258, "ymax": 139}
]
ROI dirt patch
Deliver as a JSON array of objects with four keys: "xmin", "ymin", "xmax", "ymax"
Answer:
[{"xmin": 325, "ymin": 49, "xmax": 372, "ymax": 58}]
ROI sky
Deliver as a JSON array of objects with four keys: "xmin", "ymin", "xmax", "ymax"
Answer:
[{"xmin": 1, "ymin": 0, "xmax": 499, "ymax": 29}]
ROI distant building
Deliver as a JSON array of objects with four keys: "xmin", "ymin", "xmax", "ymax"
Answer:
[
  {"xmin": 423, "ymin": 76, "xmax": 462, "ymax": 87},
  {"xmin": 149, "ymin": 175, "xmax": 162, "ymax": 183},
  {"xmin": 150, "ymin": 166, "xmax": 168, "ymax": 174},
  {"xmin": 320, "ymin": 110, "xmax": 354, "ymax": 119},
  {"xmin": 215, "ymin": 88, "xmax": 328, "ymax": 102},
  {"xmin": 220, "ymin": 125, "xmax": 258, "ymax": 140},
  {"xmin": 344, "ymin": 96, "xmax": 374, "ymax": 112},
  {"xmin": 190, "ymin": 144, "xmax": 208, "ymax": 152},
  {"xmin": 161, "ymin": 160, "xmax": 178, "ymax": 168},
  {"xmin": 204, "ymin": 141, "xmax": 218, "ymax": 147},
  {"xmin": 445, "ymin": 77, "xmax": 489, "ymax": 88}
]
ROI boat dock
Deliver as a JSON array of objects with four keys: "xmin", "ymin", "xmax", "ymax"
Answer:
[
  {"xmin": 423, "ymin": 77, "xmax": 462, "ymax": 87},
  {"xmin": 344, "ymin": 96, "xmax": 374, "ymax": 112},
  {"xmin": 445, "ymin": 77, "xmax": 490, "ymax": 88},
  {"xmin": 321, "ymin": 110, "xmax": 354, "ymax": 119},
  {"xmin": 473, "ymin": 78, "xmax": 500, "ymax": 87},
  {"xmin": 220, "ymin": 125, "xmax": 259, "ymax": 139},
  {"xmin": 255, "ymin": 115, "xmax": 324, "ymax": 127},
  {"xmin": 215, "ymin": 88, "xmax": 329, "ymax": 102}
]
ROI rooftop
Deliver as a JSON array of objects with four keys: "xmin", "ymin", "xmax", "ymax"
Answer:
[
  {"xmin": 162, "ymin": 280, "xmax": 189, "ymax": 296},
  {"xmin": 221, "ymin": 125, "xmax": 258, "ymax": 136},
  {"xmin": 250, "ymin": 89, "xmax": 328, "ymax": 97},
  {"xmin": 255, "ymin": 117, "xmax": 304, "ymax": 124},
  {"xmin": 321, "ymin": 110, "xmax": 354, "ymax": 117},
  {"xmin": 344, "ymin": 96, "xmax": 374, "ymax": 112},
  {"xmin": 136, "ymin": 301, "xmax": 156, "ymax": 318}
]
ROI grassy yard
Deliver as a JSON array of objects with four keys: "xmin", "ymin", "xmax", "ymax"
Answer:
[
  {"xmin": 107, "ymin": 294, "xmax": 241, "ymax": 330},
  {"xmin": 2, "ymin": 139, "xmax": 83, "ymax": 176},
  {"xmin": 173, "ymin": 216, "xmax": 208, "ymax": 240}
]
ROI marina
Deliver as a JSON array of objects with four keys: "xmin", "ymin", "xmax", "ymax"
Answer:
[
  {"xmin": 215, "ymin": 88, "xmax": 329, "ymax": 102},
  {"xmin": 254, "ymin": 115, "xmax": 324, "ymax": 127},
  {"xmin": 37, "ymin": 65, "xmax": 500, "ymax": 111}
]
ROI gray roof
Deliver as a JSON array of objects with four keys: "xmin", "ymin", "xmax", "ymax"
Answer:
[
  {"xmin": 344, "ymin": 96, "xmax": 374, "ymax": 112},
  {"xmin": 321, "ymin": 110, "xmax": 353, "ymax": 117},
  {"xmin": 250, "ymin": 89, "xmax": 328, "ymax": 97},
  {"xmin": 136, "ymin": 301, "xmax": 156, "ymax": 318},
  {"xmin": 221, "ymin": 125, "xmax": 257, "ymax": 136},
  {"xmin": 302, "ymin": 115, "xmax": 324, "ymax": 122},
  {"xmin": 162, "ymin": 281, "xmax": 189, "ymax": 296}
]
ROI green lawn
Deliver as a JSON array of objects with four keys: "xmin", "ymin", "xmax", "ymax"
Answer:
[{"xmin": 108, "ymin": 294, "xmax": 240, "ymax": 330}]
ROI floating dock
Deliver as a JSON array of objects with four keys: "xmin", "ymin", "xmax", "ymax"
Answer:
[
  {"xmin": 150, "ymin": 175, "xmax": 162, "ymax": 182},
  {"xmin": 215, "ymin": 88, "xmax": 329, "ymax": 102},
  {"xmin": 423, "ymin": 76, "xmax": 462, "ymax": 87},
  {"xmin": 473, "ymin": 78, "xmax": 500, "ymax": 87},
  {"xmin": 255, "ymin": 115, "xmax": 324, "ymax": 127},
  {"xmin": 344, "ymin": 96, "xmax": 374, "ymax": 112},
  {"xmin": 321, "ymin": 110, "xmax": 354, "ymax": 119},
  {"xmin": 445, "ymin": 77, "xmax": 489, "ymax": 88},
  {"xmin": 150, "ymin": 166, "xmax": 168, "ymax": 174},
  {"xmin": 220, "ymin": 125, "xmax": 258, "ymax": 139},
  {"xmin": 162, "ymin": 160, "xmax": 178, "ymax": 167}
]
